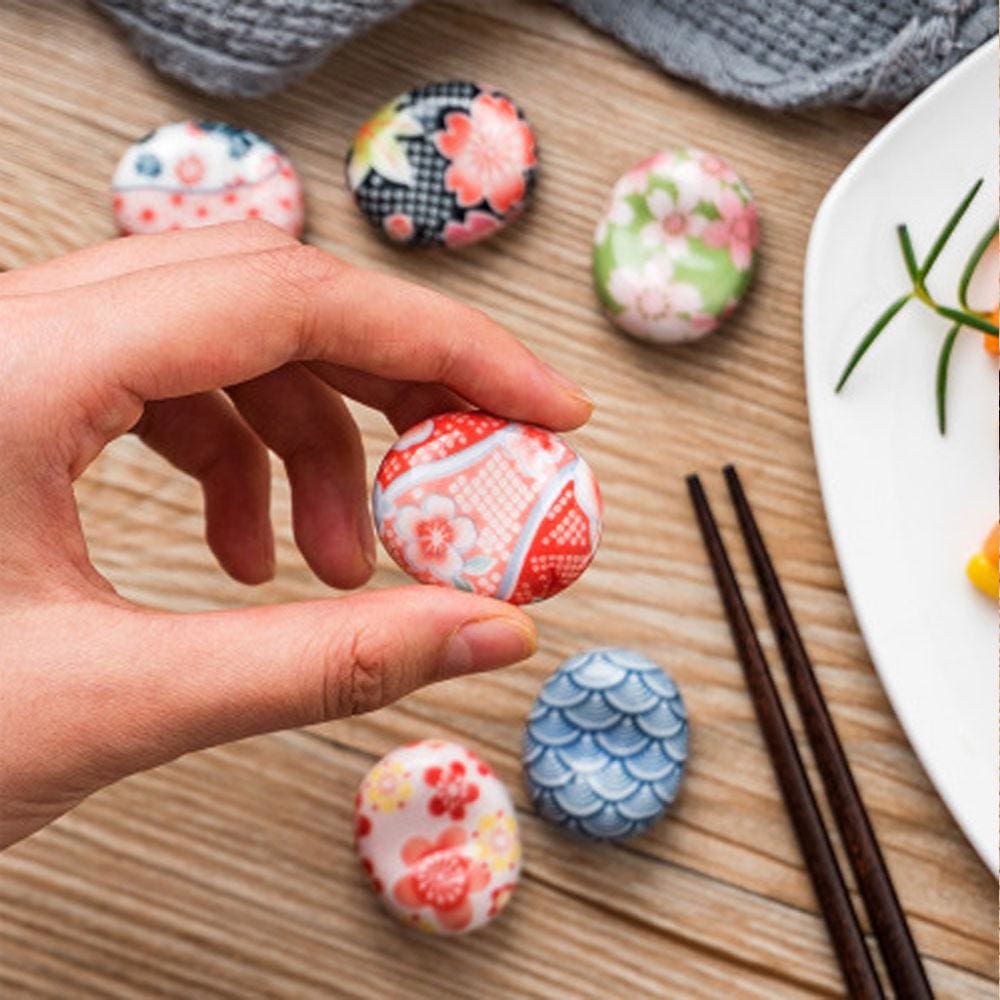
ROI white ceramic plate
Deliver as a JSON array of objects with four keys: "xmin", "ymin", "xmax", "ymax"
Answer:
[{"xmin": 804, "ymin": 41, "xmax": 999, "ymax": 873}]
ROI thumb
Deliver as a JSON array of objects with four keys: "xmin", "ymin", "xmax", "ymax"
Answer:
[{"xmin": 78, "ymin": 588, "xmax": 536, "ymax": 782}]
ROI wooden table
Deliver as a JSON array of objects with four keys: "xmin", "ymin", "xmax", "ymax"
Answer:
[{"xmin": 1, "ymin": 2, "xmax": 995, "ymax": 996}]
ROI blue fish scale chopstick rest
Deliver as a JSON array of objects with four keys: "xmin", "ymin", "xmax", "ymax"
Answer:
[{"xmin": 522, "ymin": 648, "xmax": 688, "ymax": 840}]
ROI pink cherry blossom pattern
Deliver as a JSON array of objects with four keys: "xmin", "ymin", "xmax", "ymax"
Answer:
[
  {"xmin": 638, "ymin": 185, "xmax": 706, "ymax": 252},
  {"xmin": 393, "ymin": 494, "xmax": 477, "ymax": 584},
  {"xmin": 593, "ymin": 146, "xmax": 759, "ymax": 345},
  {"xmin": 607, "ymin": 254, "xmax": 705, "ymax": 342},
  {"xmin": 435, "ymin": 93, "xmax": 536, "ymax": 214},
  {"xmin": 702, "ymin": 188, "xmax": 760, "ymax": 270}
]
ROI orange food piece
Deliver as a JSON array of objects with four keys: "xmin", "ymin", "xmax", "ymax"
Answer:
[
  {"xmin": 967, "ymin": 523, "xmax": 1000, "ymax": 600},
  {"xmin": 986, "ymin": 308, "xmax": 1000, "ymax": 355},
  {"xmin": 967, "ymin": 554, "xmax": 999, "ymax": 599}
]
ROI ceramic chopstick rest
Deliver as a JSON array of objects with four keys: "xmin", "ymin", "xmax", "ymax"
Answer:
[
  {"xmin": 347, "ymin": 81, "xmax": 538, "ymax": 248},
  {"xmin": 592, "ymin": 148, "xmax": 759, "ymax": 343},
  {"xmin": 112, "ymin": 120, "xmax": 304, "ymax": 236},
  {"xmin": 523, "ymin": 648, "xmax": 688, "ymax": 840},
  {"xmin": 372, "ymin": 411, "xmax": 602, "ymax": 604},
  {"xmin": 355, "ymin": 740, "xmax": 521, "ymax": 934}
]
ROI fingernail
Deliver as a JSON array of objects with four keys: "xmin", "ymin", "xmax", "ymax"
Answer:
[
  {"xmin": 444, "ymin": 616, "xmax": 537, "ymax": 674},
  {"xmin": 541, "ymin": 361, "xmax": 594, "ymax": 411},
  {"xmin": 357, "ymin": 504, "xmax": 376, "ymax": 570}
]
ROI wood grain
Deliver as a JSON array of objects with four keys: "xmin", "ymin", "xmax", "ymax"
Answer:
[{"xmin": 0, "ymin": 1, "xmax": 995, "ymax": 997}]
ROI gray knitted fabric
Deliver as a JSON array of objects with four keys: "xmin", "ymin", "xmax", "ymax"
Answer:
[{"xmin": 95, "ymin": 0, "xmax": 997, "ymax": 109}]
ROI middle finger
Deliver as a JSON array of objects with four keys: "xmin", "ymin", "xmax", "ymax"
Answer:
[
  {"xmin": 307, "ymin": 360, "xmax": 468, "ymax": 434},
  {"xmin": 227, "ymin": 363, "xmax": 375, "ymax": 590}
]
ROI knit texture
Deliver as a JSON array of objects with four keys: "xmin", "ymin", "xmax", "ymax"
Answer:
[{"xmin": 94, "ymin": 0, "xmax": 998, "ymax": 108}]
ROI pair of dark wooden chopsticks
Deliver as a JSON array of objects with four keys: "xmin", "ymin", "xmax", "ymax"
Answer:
[{"xmin": 687, "ymin": 466, "xmax": 932, "ymax": 1000}]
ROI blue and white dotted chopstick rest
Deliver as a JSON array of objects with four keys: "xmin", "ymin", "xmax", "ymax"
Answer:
[{"xmin": 522, "ymin": 648, "xmax": 688, "ymax": 841}]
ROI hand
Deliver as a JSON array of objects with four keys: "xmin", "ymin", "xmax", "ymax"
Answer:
[{"xmin": 0, "ymin": 221, "xmax": 592, "ymax": 847}]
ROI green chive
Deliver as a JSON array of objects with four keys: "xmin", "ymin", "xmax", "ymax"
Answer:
[
  {"xmin": 935, "ymin": 304, "xmax": 999, "ymax": 336},
  {"xmin": 835, "ymin": 293, "xmax": 911, "ymax": 392},
  {"xmin": 935, "ymin": 323, "xmax": 961, "ymax": 435},
  {"xmin": 957, "ymin": 218, "xmax": 998, "ymax": 311},
  {"xmin": 896, "ymin": 224, "xmax": 919, "ymax": 282},
  {"xmin": 917, "ymin": 178, "xmax": 983, "ymax": 283}
]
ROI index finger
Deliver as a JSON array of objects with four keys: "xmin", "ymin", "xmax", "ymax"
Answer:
[{"xmin": 42, "ymin": 243, "xmax": 593, "ymax": 433}]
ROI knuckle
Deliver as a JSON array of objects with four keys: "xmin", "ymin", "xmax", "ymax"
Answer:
[
  {"xmin": 436, "ymin": 336, "xmax": 466, "ymax": 386},
  {"xmin": 250, "ymin": 244, "xmax": 346, "ymax": 355},
  {"xmin": 268, "ymin": 243, "xmax": 343, "ymax": 293},
  {"xmin": 324, "ymin": 623, "xmax": 393, "ymax": 718}
]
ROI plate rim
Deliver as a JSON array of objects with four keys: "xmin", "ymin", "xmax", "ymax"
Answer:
[{"xmin": 803, "ymin": 39, "xmax": 999, "ymax": 875}]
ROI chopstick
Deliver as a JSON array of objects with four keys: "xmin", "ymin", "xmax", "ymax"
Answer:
[
  {"xmin": 722, "ymin": 465, "xmax": 933, "ymax": 999},
  {"xmin": 686, "ymin": 474, "xmax": 884, "ymax": 1000}
]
